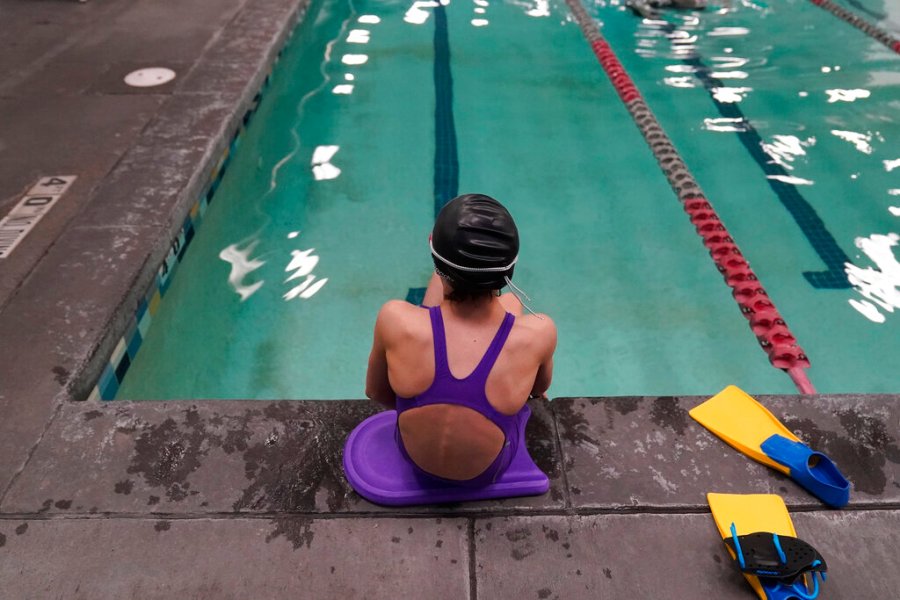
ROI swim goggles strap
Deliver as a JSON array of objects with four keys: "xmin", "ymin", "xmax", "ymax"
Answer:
[{"xmin": 504, "ymin": 276, "xmax": 543, "ymax": 319}]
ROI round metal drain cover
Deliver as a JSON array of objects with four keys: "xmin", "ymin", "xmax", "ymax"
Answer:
[{"xmin": 124, "ymin": 67, "xmax": 176, "ymax": 88}]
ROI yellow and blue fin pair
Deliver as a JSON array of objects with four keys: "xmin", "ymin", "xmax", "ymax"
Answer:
[
  {"xmin": 708, "ymin": 493, "xmax": 828, "ymax": 600},
  {"xmin": 690, "ymin": 386, "xmax": 850, "ymax": 508}
]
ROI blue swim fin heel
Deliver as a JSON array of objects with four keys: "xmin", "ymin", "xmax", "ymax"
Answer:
[
  {"xmin": 760, "ymin": 573, "xmax": 825, "ymax": 600},
  {"xmin": 759, "ymin": 434, "xmax": 850, "ymax": 508}
]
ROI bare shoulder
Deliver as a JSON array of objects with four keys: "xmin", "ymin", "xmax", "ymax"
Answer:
[
  {"xmin": 376, "ymin": 300, "xmax": 429, "ymax": 341},
  {"xmin": 377, "ymin": 299, "xmax": 420, "ymax": 320},
  {"xmin": 516, "ymin": 312, "xmax": 556, "ymax": 333},
  {"xmin": 513, "ymin": 313, "xmax": 557, "ymax": 352}
]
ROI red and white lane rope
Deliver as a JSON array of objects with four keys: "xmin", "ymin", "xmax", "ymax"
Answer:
[
  {"xmin": 809, "ymin": 0, "xmax": 900, "ymax": 55},
  {"xmin": 564, "ymin": 0, "xmax": 815, "ymax": 394}
]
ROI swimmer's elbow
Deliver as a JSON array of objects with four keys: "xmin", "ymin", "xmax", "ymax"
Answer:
[
  {"xmin": 365, "ymin": 385, "xmax": 396, "ymax": 409},
  {"xmin": 530, "ymin": 376, "xmax": 549, "ymax": 400},
  {"xmin": 531, "ymin": 357, "xmax": 554, "ymax": 399}
]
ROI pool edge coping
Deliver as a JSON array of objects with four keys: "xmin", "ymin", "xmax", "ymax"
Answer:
[
  {"xmin": 2, "ymin": 395, "xmax": 898, "ymax": 516},
  {"xmin": 68, "ymin": 0, "xmax": 314, "ymax": 404}
]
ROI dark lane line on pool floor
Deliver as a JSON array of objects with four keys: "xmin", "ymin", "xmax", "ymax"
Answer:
[
  {"xmin": 682, "ymin": 57, "xmax": 851, "ymax": 289},
  {"xmin": 645, "ymin": 16, "xmax": 853, "ymax": 290},
  {"xmin": 432, "ymin": 3, "xmax": 460, "ymax": 216},
  {"xmin": 406, "ymin": 4, "xmax": 459, "ymax": 306}
]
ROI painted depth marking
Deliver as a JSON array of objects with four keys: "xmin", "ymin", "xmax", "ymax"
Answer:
[{"xmin": 0, "ymin": 175, "xmax": 76, "ymax": 258}]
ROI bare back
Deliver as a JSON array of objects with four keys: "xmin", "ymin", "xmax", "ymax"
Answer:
[{"xmin": 370, "ymin": 295, "xmax": 556, "ymax": 481}]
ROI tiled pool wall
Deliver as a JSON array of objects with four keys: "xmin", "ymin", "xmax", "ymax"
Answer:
[{"xmin": 88, "ymin": 11, "xmax": 308, "ymax": 402}]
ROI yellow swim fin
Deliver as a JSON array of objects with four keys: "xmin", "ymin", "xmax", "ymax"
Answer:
[
  {"xmin": 707, "ymin": 493, "xmax": 828, "ymax": 600},
  {"xmin": 690, "ymin": 385, "xmax": 796, "ymax": 474},
  {"xmin": 691, "ymin": 386, "xmax": 850, "ymax": 508}
]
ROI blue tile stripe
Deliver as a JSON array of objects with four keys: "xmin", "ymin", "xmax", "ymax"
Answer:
[{"xmin": 89, "ymin": 68, "xmax": 281, "ymax": 401}]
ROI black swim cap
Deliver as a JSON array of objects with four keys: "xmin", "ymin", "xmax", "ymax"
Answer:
[{"xmin": 431, "ymin": 194, "xmax": 519, "ymax": 290}]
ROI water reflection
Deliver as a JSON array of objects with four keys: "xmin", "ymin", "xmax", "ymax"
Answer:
[
  {"xmin": 711, "ymin": 86, "xmax": 751, "ymax": 103},
  {"xmin": 284, "ymin": 247, "xmax": 329, "ymax": 301},
  {"xmin": 270, "ymin": 11, "xmax": 379, "ymax": 191},
  {"xmin": 312, "ymin": 145, "xmax": 341, "ymax": 180},
  {"xmin": 634, "ymin": 17, "xmax": 699, "ymax": 60},
  {"xmin": 219, "ymin": 241, "xmax": 266, "ymax": 301},
  {"xmin": 765, "ymin": 174, "xmax": 814, "ymax": 185},
  {"xmin": 347, "ymin": 29, "xmax": 371, "ymax": 44},
  {"xmin": 708, "ymin": 27, "xmax": 750, "ymax": 36},
  {"xmin": 737, "ymin": 0, "xmax": 768, "ymax": 12},
  {"xmin": 218, "ymin": 234, "xmax": 330, "ymax": 303},
  {"xmin": 665, "ymin": 64, "xmax": 698, "ymax": 73},
  {"xmin": 341, "ymin": 54, "xmax": 369, "ymax": 65},
  {"xmin": 469, "ymin": 0, "xmax": 489, "ymax": 26},
  {"xmin": 759, "ymin": 134, "xmax": 816, "ymax": 185},
  {"xmin": 709, "ymin": 70, "xmax": 747, "ymax": 79},
  {"xmin": 711, "ymin": 56, "xmax": 749, "ymax": 69},
  {"xmin": 405, "ymin": 1, "xmax": 439, "ymax": 25},
  {"xmin": 703, "ymin": 117, "xmax": 749, "ymax": 132},
  {"xmin": 831, "ymin": 130, "xmax": 876, "ymax": 154},
  {"xmin": 285, "ymin": 248, "xmax": 319, "ymax": 281},
  {"xmin": 640, "ymin": 14, "xmax": 756, "ymax": 89},
  {"xmin": 846, "ymin": 231, "xmax": 900, "ymax": 323},
  {"xmin": 526, "ymin": 0, "xmax": 550, "ymax": 18},
  {"xmin": 664, "ymin": 76, "xmax": 695, "ymax": 88},
  {"xmin": 761, "ymin": 134, "xmax": 814, "ymax": 171},
  {"xmin": 826, "ymin": 89, "xmax": 871, "ymax": 103}
]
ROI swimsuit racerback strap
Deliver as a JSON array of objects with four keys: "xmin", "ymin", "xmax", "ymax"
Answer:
[
  {"xmin": 428, "ymin": 306, "xmax": 451, "ymax": 378},
  {"xmin": 467, "ymin": 311, "xmax": 515, "ymax": 381},
  {"xmin": 428, "ymin": 306, "xmax": 515, "ymax": 382}
]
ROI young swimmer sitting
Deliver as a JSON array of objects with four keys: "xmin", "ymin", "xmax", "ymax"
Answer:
[{"xmin": 364, "ymin": 193, "xmax": 557, "ymax": 485}]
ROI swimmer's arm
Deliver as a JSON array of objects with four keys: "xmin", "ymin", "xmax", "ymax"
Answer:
[
  {"xmin": 365, "ymin": 304, "xmax": 397, "ymax": 409},
  {"xmin": 531, "ymin": 358, "xmax": 554, "ymax": 400},
  {"xmin": 529, "ymin": 317, "xmax": 558, "ymax": 399}
]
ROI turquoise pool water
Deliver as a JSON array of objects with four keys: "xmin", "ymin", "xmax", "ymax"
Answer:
[{"xmin": 117, "ymin": 0, "xmax": 900, "ymax": 400}]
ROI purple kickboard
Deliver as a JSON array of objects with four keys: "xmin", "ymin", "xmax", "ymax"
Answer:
[{"xmin": 343, "ymin": 409, "xmax": 549, "ymax": 506}]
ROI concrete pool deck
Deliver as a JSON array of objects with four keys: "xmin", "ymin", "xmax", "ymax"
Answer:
[{"xmin": 0, "ymin": 0, "xmax": 898, "ymax": 597}]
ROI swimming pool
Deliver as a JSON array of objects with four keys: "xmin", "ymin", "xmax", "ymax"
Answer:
[{"xmin": 114, "ymin": 0, "xmax": 900, "ymax": 400}]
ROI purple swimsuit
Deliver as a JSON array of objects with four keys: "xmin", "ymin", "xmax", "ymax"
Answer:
[{"xmin": 395, "ymin": 305, "xmax": 528, "ymax": 487}]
